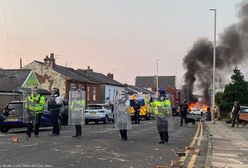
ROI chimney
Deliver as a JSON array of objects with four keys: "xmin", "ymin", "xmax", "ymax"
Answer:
[
  {"xmin": 44, "ymin": 53, "xmax": 55, "ymax": 68},
  {"xmin": 49, "ymin": 53, "xmax": 55, "ymax": 67},
  {"xmin": 44, "ymin": 55, "xmax": 49, "ymax": 67},
  {"xmin": 20, "ymin": 58, "xmax": 22, "ymax": 69},
  {"xmin": 87, "ymin": 66, "xmax": 93, "ymax": 72},
  {"xmin": 107, "ymin": 73, "xmax": 114, "ymax": 79}
]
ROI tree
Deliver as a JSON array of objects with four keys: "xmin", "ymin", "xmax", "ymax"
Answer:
[
  {"xmin": 215, "ymin": 91, "xmax": 223, "ymax": 107},
  {"xmin": 220, "ymin": 67, "xmax": 248, "ymax": 110}
]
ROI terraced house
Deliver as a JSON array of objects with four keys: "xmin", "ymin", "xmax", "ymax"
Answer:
[{"xmin": 24, "ymin": 53, "xmax": 101, "ymax": 105}]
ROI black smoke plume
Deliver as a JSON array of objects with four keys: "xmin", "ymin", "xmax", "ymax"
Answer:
[{"xmin": 182, "ymin": 0, "xmax": 248, "ymax": 104}]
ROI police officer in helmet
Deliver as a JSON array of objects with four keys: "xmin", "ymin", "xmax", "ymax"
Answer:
[
  {"xmin": 48, "ymin": 87, "xmax": 62, "ymax": 136},
  {"xmin": 26, "ymin": 87, "xmax": 45, "ymax": 138}
]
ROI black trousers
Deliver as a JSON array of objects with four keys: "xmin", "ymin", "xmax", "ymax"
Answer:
[
  {"xmin": 27, "ymin": 113, "xmax": 41, "ymax": 136},
  {"xmin": 75, "ymin": 125, "xmax": 82, "ymax": 136},
  {"xmin": 180, "ymin": 115, "xmax": 187, "ymax": 126},
  {"xmin": 159, "ymin": 131, "xmax": 169, "ymax": 143},
  {"xmin": 135, "ymin": 111, "xmax": 140, "ymax": 124},
  {"xmin": 232, "ymin": 113, "xmax": 239, "ymax": 127},
  {"xmin": 119, "ymin": 129, "xmax": 127, "ymax": 140},
  {"xmin": 52, "ymin": 113, "xmax": 60, "ymax": 135}
]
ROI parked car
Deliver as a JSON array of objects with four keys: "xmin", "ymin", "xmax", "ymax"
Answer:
[
  {"xmin": 226, "ymin": 106, "xmax": 248, "ymax": 124},
  {"xmin": 85, "ymin": 104, "xmax": 114, "ymax": 124},
  {"xmin": 190, "ymin": 108, "xmax": 202, "ymax": 115},
  {"xmin": 0, "ymin": 101, "xmax": 68, "ymax": 133}
]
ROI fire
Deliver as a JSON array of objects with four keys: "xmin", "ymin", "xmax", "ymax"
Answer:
[{"xmin": 188, "ymin": 102, "xmax": 208, "ymax": 112}]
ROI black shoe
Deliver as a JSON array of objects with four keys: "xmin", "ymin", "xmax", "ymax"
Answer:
[
  {"xmin": 73, "ymin": 135, "xmax": 78, "ymax": 137},
  {"xmin": 27, "ymin": 134, "xmax": 31, "ymax": 138},
  {"xmin": 34, "ymin": 134, "xmax": 39, "ymax": 137},
  {"xmin": 49, "ymin": 134, "xmax": 56, "ymax": 136},
  {"xmin": 159, "ymin": 141, "xmax": 165, "ymax": 144}
]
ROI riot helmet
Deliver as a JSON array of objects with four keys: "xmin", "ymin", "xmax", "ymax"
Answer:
[
  {"xmin": 158, "ymin": 88, "xmax": 166, "ymax": 96},
  {"xmin": 52, "ymin": 87, "xmax": 60, "ymax": 97}
]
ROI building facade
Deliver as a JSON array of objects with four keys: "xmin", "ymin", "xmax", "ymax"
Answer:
[{"xmin": 24, "ymin": 53, "xmax": 101, "ymax": 105}]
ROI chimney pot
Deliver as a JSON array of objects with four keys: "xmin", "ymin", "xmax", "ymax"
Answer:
[
  {"xmin": 107, "ymin": 73, "xmax": 114, "ymax": 79},
  {"xmin": 50, "ymin": 53, "xmax": 55, "ymax": 59}
]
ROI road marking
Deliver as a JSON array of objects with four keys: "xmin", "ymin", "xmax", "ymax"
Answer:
[
  {"xmin": 196, "ymin": 122, "xmax": 203, "ymax": 146},
  {"xmin": 187, "ymin": 122, "xmax": 203, "ymax": 168},
  {"xmin": 179, "ymin": 122, "xmax": 200, "ymax": 163},
  {"xmin": 187, "ymin": 149, "xmax": 199, "ymax": 168}
]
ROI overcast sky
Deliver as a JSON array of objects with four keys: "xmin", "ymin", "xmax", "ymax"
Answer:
[{"xmin": 0, "ymin": 0, "xmax": 243, "ymax": 87}]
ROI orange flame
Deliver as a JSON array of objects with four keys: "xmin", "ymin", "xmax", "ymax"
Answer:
[{"xmin": 188, "ymin": 102, "xmax": 208, "ymax": 112}]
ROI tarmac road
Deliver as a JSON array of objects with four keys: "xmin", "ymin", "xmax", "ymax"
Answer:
[{"xmin": 0, "ymin": 116, "xmax": 199, "ymax": 168}]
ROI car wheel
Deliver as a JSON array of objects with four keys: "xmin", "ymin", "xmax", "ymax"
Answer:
[
  {"xmin": 85, "ymin": 120, "xmax": 89, "ymax": 125},
  {"xmin": 103, "ymin": 116, "xmax": 109, "ymax": 124},
  {"xmin": 95, "ymin": 121, "xmax": 99, "ymax": 124},
  {"xmin": 1, "ymin": 126, "xmax": 9, "ymax": 133}
]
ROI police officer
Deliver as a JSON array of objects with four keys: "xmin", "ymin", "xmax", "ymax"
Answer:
[
  {"xmin": 70, "ymin": 90, "xmax": 85, "ymax": 138},
  {"xmin": 48, "ymin": 87, "xmax": 62, "ymax": 136},
  {"xmin": 134, "ymin": 99, "xmax": 141, "ymax": 124},
  {"xmin": 25, "ymin": 87, "xmax": 45, "ymax": 138},
  {"xmin": 180, "ymin": 100, "xmax": 188, "ymax": 126},
  {"xmin": 231, "ymin": 101, "xmax": 241, "ymax": 127},
  {"xmin": 114, "ymin": 92, "xmax": 131, "ymax": 141},
  {"xmin": 153, "ymin": 88, "xmax": 171, "ymax": 144}
]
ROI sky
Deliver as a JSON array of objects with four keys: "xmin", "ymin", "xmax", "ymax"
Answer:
[{"xmin": 0, "ymin": 0, "xmax": 243, "ymax": 87}]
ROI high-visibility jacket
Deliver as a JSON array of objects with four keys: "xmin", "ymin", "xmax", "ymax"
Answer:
[
  {"xmin": 70, "ymin": 99, "xmax": 85, "ymax": 111},
  {"xmin": 26, "ymin": 94, "xmax": 45, "ymax": 114},
  {"xmin": 153, "ymin": 100, "xmax": 171, "ymax": 117}
]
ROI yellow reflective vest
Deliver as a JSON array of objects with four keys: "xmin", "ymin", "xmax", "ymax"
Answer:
[
  {"xmin": 153, "ymin": 100, "xmax": 171, "ymax": 117},
  {"xmin": 70, "ymin": 99, "xmax": 85, "ymax": 111},
  {"xmin": 26, "ymin": 94, "xmax": 45, "ymax": 114}
]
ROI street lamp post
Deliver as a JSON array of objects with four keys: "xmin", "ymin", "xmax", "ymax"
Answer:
[{"xmin": 209, "ymin": 8, "xmax": 216, "ymax": 124}]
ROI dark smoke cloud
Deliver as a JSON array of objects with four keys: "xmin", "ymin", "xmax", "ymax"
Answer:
[{"xmin": 182, "ymin": 0, "xmax": 248, "ymax": 104}]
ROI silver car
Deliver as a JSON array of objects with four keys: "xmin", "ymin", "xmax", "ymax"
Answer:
[{"xmin": 85, "ymin": 104, "xmax": 114, "ymax": 124}]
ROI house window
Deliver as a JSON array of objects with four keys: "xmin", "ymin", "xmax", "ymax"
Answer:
[
  {"xmin": 87, "ymin": 87, "xmax": 90, "ymax": 101},
  {"xmin": 108, "ymin": 89, "xmax": 111, "ymax": 99},
  {"xmin": 93, "ymin": 87, "xmax": 96, "ymax": 101},
  {"xmin": 78, "ymin": 84, "xmax": 84, "ymax": 91},
  {"xmin": 70, "ymin": 83, "xmax": 76, "ymax": 91}
]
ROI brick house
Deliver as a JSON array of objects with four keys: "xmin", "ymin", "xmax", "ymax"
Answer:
[
  {"xmin": 77, "ymin": 67, "xmax": 124, "ymax": 104},
  {"xmin": 135, "ymin": 76, "xmax": 176, "ymax": 92},
  {"xmin": 24, "ymin": 53, "xmax": 101, "ymax": 105}
]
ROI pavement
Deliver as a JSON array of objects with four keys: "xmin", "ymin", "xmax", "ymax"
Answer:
[{"xmin": 205, "ymin": 120, "xmax": 248, "ymax": 168}]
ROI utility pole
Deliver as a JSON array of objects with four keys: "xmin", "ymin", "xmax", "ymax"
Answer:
[{"xmin": 210, "ymin": 8, "xmax": 217, "ymax": 124}]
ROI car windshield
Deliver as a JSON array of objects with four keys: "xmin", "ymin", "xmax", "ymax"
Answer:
[
  {"xmin": 7, "ymin": 103, "xmax": 23, "ymax": 117},
  {"xmin": 242, "ymin": 106, "xmax": 248, "ymax": 113},
  {"xmin": 87, "ymin": 105, "xmax": 103, "ymax": 110}
]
